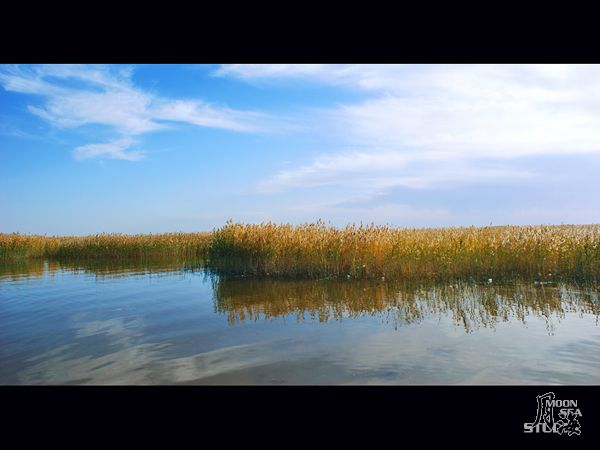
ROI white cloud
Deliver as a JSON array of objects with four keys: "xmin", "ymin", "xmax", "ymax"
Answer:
[
  {"xmin": 258, "ymin": 150, "xmax": 411, "ymax": 191},
  {"xmin": 72, "ymin": 138, "xmax": 144, "ymax": 161},
  {"xmin": 260, "ymin": 149, "xmax": 533, "ymax": 193},
  {"xmin": 329, "ymin": 87, "xmax": 600, "ymax": 160},
  {"xmin": 215, "ymin": 64, "xmax": 409, "ymax": 91},
  {"xmin": 215, "ymin": 64, "xmax": 339, "ymax": 80},
  {"xmin": 0, "ymin": 64, "xmax": 272, "ymax": 161},
  {"xmin": 220, "ymin": 64, "xmax": 600, "ymax": 198},
  {"xmin": 27, "ymin": 91, "xmax": 161, "ymax": 135},
  {"xmin": 222, "ymin": 64, "xmax": 600, "ymax": 157},
  {"xmin": 153, "ymin": 100, "xmax": 267, "ymax": 132}
]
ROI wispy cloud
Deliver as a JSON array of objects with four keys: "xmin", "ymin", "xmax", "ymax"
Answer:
[
  {"xmin": 258, "ymin": 150, "xmax": 411, "ymax": 191},
  {"xmin": 259, "ymin": 149, "xmax": 534, "ymax": 194},
  {"xmin": 220, "ymin": 64, "xmax": 600, "ymax": 199},
  {"xmin": 219, "ymin": 65, "xmax": 600, "ymax": 159},
  {"xmin": 0, "ymin": 64, "xmax": 273, "ymax": 161},
  {"xmin": 0, "ymin": 122, "xmax": 45, "ymax": 140},
  {"xmin": 152, "ymin": 100, "xmax": 266, "ymax": 132},
  {"xmin": 73, "ymin": 138, "xmax": 144, "ymax": 161},
  {"xmin": 215, "ymin": 64, "xmax": 409, "ymax": 91}
]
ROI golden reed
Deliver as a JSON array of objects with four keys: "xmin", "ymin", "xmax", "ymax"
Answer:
[
  {"xmin": 207, "ymin": 221, "xmax": 600, "ymax": 281},
  {"xmin": 0, "ymin": 232, "xmax": 212, "ymax": 261},
  {"xmin": 2, "ymin": 221, "xmax": 599, "ymax": 281}
]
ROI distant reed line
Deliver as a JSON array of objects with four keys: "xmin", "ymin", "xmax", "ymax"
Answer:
[
  {"xmin": 0, "ymin": 232, "xmax": 212, "ymax": 261},
  {"xmin": 2, "ymin": 221, "xmax": 600, "ymax": 281}
]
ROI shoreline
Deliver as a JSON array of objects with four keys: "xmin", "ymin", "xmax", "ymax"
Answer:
[{"xmin": 2, "ymin": 222, "xmax": 599, "ymax": 282}]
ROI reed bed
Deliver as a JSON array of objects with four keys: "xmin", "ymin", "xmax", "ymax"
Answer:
[
  {"xmin": 0, "ymin": 232, "xmax": 212, "ymax": 261},
  {"xmin": 207, "ymin": 221, "xmax": 600, "ymax": 282},
  {"xmin": 2, "ymin": 222, "xmax": 600, "ymax": 282}
]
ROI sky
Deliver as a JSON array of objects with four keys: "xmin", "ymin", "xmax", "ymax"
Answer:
[{"xmin": 1, "ymin": 64, "xmax": 600, "ymax": 235}]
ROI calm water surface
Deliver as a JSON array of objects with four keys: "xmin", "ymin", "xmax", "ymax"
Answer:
[{"xmin": 1, "ymin": 259, "xmax": 599, "ymax": 384}]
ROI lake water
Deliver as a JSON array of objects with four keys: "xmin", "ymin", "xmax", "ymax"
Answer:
[{"xmin": 1, "ymin": 259, "xmax": 599, "ymax": 384}]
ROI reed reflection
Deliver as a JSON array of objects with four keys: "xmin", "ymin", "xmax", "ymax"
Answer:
[
  {"xmin": 2, "ymin": 259, "xmax": 598, "ymax": 335},
  {"xmin": 0, "ymin": 257, "xmax": 204, "ymax": 282},
  {"xmin": 212, "ymin": 277, "xmax": 600, "ymax": 334}
]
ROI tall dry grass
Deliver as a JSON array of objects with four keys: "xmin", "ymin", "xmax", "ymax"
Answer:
[
  {"xmin": 0, "ymin": 232, "xmax": 212, "ymax": 261},
  {"xmin": 208, "ymin": 221, "xmax": 600, "ymax": 281},
  {"xmin": 2, "ymin": 221, "xmax": 600, "ymax": 281}
]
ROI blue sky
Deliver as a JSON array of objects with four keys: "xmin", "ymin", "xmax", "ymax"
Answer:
[{"xmin": 1, "ymin": 64, "xmax": 600, "ymax": 235}]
